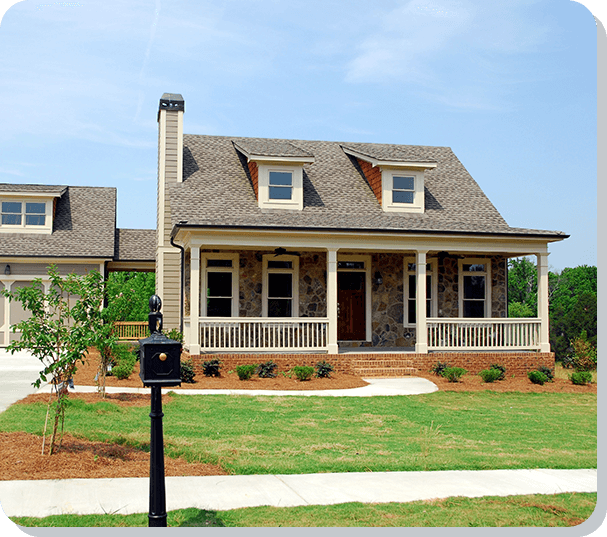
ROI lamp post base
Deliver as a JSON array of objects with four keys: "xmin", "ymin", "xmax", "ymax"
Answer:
[{"xmin": 149, "ymin": 385, "xmax": 167, "ymax": 528}]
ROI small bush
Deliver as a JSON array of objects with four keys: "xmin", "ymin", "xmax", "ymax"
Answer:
[
  {"xmin": 489, "ymin": 363, "xmax": 506, "ymax": 381},
  {"xmin": 570, "ymin": 331, "xmax": 597, "ymax": 372},
  {"xmin": 292, "ymin": 365, "xmax": 314, "ymax": 381},
  {"xmin": 570, "ymin": 371, "xmax": 592, "ymax": 386},
  {"xmin": 528, "ymin": 370, "xmax": 548, "ymax": 385},
  {"xmin": 537, "ymin": 365, "xmax": 554, "ymax": 382},
  {"xmin": 163, "ymin": 328, "xmax": 184, "ymax": 344},
  {"xmin": 180, "ymin": 359, "xmax": 196, "ymax": 384},
  {"xmin": 111, "ymin": 344, "xmax": 136, "ymax": 380},
  {"xmin": 236, "ymin": 364, "xmax": 257, "ymax": 381},
  {"xmin": 256, "ymin": 360, "xmax": 278, "ymax": 378},
  {"xmin": 430, "ymin": 361, "xmax": 450, "ymax": 376},
  {"xmin": 202, "ymin": 359, "xmax": 222, "ymax": 377},
  {"xmin": 442, "ymin": 367, "xmax": 467, "ymax": 383},
  {"xmin": 316, "ymin": 361, "xmax": 334, "ymax": 378},
  {"xmin": 479, "ymin": 369, "xmax": 502, "ymax": 383}
]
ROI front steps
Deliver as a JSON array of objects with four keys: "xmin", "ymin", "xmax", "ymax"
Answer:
[{"xmin": 351, "ymin": 357, "xmax": 420, "ymax": 378}]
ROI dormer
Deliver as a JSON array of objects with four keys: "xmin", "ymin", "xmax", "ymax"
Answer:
[
  {"xmin": 0, "ymin": 184, "xmax": 66, "ymax": 234},
  {"xmin": 233, "ymin": 140, "xmax": 315, "ymax": 211},
  {"xmin": 341, "ymin": 144, "xmax": 437, "ymax": 213}
]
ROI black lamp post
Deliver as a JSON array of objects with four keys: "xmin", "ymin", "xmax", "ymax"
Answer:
[{"xmin": 139, "ymin": 295, "xmax": 182, "ymax": 528}]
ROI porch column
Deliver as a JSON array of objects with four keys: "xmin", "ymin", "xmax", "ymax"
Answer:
[
  {"xmin": 326, "ymin": 248, "xmax": 338, "ymax": 354},
  {"xmin": 415, "ymin": 250, "xmax": 428, "ymax": 353},
  {"xmin": 537, "ymin": 252, "xmax": 550, "ymax": 352},
  {"xmin": 189, "ymin": 246, "xmax": 201, "ymax": 355}
]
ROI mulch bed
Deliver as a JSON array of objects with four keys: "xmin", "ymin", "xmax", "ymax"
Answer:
[{"xmin": 1, "ymin": 350, "xmax": 595, "ymax": 481}]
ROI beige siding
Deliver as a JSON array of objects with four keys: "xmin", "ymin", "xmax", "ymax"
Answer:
[{"xmin": 4, "ymin": 263, "xmax": 98, "ymax": 277}]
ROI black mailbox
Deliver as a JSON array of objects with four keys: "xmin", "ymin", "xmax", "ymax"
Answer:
[{"xmin": 139, "ymin": 295, "xmax": 182, "ymax": 387}]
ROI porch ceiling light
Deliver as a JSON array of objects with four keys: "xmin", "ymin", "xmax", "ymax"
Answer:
[
  {"xmin": 4, "ymin": 264, "xmax": 10, "ymax": 276},
  {"xmin": 374, "ymin": 271, "xmax": 383, "ymax": 285},
  {"xmin": 274, "ymin": 247, "xmax": 287, "ymax": 256}
]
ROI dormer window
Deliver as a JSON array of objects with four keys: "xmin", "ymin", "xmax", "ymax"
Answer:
[
  {"xmin": 269, "ymin": 171, "xmax": 293, "ymax": 200},
  {"xmin": 341, "ymin": 144, "xmax": 436, "ymax": 214},
  {"xmin": 1, "ymin": 198, "xmax": 53, "ymax": 233},
  {"xmin": 233, "ymin": 140, "xmax": 314, "ymax": 211}
]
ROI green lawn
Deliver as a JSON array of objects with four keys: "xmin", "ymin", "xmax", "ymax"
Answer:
[
  {"xmin": 10, "ymin": 493, "xmax": 598, "ymax": 527},
  {"xmin": 0, "ymin": 391, "xmax": 596, "ymax": 474}
]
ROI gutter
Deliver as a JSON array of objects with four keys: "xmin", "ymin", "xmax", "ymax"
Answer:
[{"xmin": 170, "ymin": 234, "xmax": 185, "ymax": 335}]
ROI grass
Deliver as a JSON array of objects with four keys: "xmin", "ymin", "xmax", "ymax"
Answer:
[
  {"xmin": 0, "ymin": 391, "xmax": 596, "ymax": 474},
  {"xmin": 10, "ymin": 493, "xmax": 597, "ymax": 527}
]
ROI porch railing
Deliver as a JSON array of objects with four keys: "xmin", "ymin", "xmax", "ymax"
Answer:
[
  {"xmin": 199, "ymin": 317, "xmax": 328, "ymax": 352},
  {"xmin": 113, "ymin": 321, "xmax": 149, "ymax": 341},
  {"xmin": 427, "ymin": 318, "xmax": 541, "ymax": 351}
]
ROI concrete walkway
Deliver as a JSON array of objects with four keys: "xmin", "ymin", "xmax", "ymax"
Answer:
[
  {"xmin": 0, "ymin": 469, "xmax": 597, "ymax": 517},
  {"xmin": 0, "ymin": 349, "xmax": 45, "ymax": 413}
]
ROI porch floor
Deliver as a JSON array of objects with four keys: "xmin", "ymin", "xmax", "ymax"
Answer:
[{"xmin": 338, "ymin": 346, "xmax": 416, "ymax": 354}]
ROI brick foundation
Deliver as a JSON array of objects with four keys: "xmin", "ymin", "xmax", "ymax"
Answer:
[{"xmin": 189, "ymin": 351, "xmax": 555, "ymax": 377}]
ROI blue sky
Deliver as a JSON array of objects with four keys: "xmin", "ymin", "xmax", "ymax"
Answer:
[{"xmin": 0, "ymin": 0, "xmax": 599, "ymax": 271}]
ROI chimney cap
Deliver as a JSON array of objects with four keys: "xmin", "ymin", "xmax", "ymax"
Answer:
[{"xmin": 159, "ymin": 93, "xmax": 185, "ymax": 112}]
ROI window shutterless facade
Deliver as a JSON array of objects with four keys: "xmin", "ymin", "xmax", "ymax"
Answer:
[
  {"xmin": 404, "ymin": 258, "xmax": 437, "ymax": 326},
  {"xmin": 459, "ymin": 259, "xmax": 491, "ymax": 318},
  {"xmin": 257, "ymin": 165, "xmax": 304, "ymax": 210},
  {"xmin": 1, "ymin": 199, "xmax": 49, "ymax": 230},
  {"xmin": 262, "ymin": 255, "xmax": 299, "ymax": 317},
  {"xmin": 381, "ymin": 170, "xmax": 424, "ymax": 213},
  {"xmin": 201, "ymin": 253, "xmax": 239, "ymax": 317}
]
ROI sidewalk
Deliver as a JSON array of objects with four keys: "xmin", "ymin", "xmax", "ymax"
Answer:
[{"xmin": 0, "ymin": 469, "xmax": 597, "ymax": 518}]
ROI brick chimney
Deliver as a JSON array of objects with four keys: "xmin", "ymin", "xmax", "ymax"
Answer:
[{"xmin": 156, "ymin": 93, "xmax": 184, "ymax": 330}]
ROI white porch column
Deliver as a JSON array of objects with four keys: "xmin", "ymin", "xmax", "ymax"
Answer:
[
  {"xmin": 190, "ymin": 246, "xmax": 201, "ymax": 355},
  {"xmin": 537, "ymin": 252, "xmax": 550, "ymax": 352},
  {"xmin": 326, "ymin": 248, "xmax": 339, "ymax": 354},
  {"xmin": 415, "ymin": 250, "xmax": 428, "ymax": 354}
]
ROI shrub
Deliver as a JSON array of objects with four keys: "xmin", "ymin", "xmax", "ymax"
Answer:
[
  {"xmin": 528, "ymin": 370, "xmax": 548, "ymax": 385},
  {"xmin": 236, "ymin": 364, "xmax": 257, "ymax": 381},
  {"xmin": 180, "ymin": 359, "xmax": 196, "ymax": 383},
  {"xmin": 256, "ymin": 360, "xmax": 278, "ymax": 378},
  {"xmin": 163, "ymin": 328, "xmax": 184, "ymax": 344},
  {"xmin": 537, "ymin": 365, "xmax": 554, "ymax": 382},
  {"xmin": 430, "ymin": 361, "xmax": 450, "ymax": 376},
  {"xmin": 316, "ymin": 361, "xmax": 334, "ymax": 378},
  {"xmin": 202, "ymin": 359, "xmax": 222, "ymax": 377},
  {"xmin": 442, "ymin": 367, "xmax": 467, "ymax": 383},
  {"xmin": 570, "ymin": 371, "xmax": 593, "ymax": 386},
  {"xmin": 292, "ymin": 365, "xmax": 314, "ymax": 381},
  {"xmin": 110, "ymin": 344, "xmax": 136, "ymax": 380},
  {"xmin": 489, "ymin": 363, "xmax": 506, "ymax": 381},
  {"xmin": 479, "ymin": 369, "xmax": 502, "ymax": 383},
  {"xmin": 570, "ymin": 331, "xmax": 597, "ymax": 372}
]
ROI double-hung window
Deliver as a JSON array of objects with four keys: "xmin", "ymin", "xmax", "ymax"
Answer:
[
  {"xmin": 262, "ymin": 255, "xmax": 299, "ymax": 317},
  {"xmin": 404, "ymin": 259, "xmax": 437, "ymax": 326},
  {"xmin": 1, "ymin": 201, "xmax": 47, "ymax": 227},
  {"xmin": 268, "ymin": 171, "xmax": 293, "ymax": 200},
  {"xmin": 459, "ymin": 259, "xmax": 491, "ymax": 318},
  {"xmin": 392, "ymin": 176, "xmax": 415, "ymax": 205},
  {"xmin": 202, "ymin": 254, "xmax": 239, "ymax": 317}
]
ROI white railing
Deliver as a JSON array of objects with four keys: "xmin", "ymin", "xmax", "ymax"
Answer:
[
  {"xmin": 199, "ymin": 317, "xmax": 329, "ymax": 352},
  {"xmin": 427, "ymin": 318, "xmax": 541, "ymax": 351}
]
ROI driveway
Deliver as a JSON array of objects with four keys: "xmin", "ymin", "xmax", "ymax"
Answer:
[{"xmin": 0, "ymin": 349, "xmax": 44, "ymax": 412}]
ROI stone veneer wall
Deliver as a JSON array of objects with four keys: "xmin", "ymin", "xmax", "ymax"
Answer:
[{"xmin": 184, "ymin": 250, "xmax": 507, "ymax": 347}]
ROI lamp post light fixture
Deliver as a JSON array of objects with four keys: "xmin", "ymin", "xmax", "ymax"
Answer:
[{"xmin": 4, "ymin": 264, "xmax": 10, "ymax": 276}]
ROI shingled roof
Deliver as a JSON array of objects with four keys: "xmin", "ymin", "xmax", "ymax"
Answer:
[
  {"xmin": 0, "ymin": 185, "xmax": 117, "ymax": 258},
  {"xmin": 113, "ymin": 228, "xmax": 156, "ymax": 262},
  {"xmin": 169, "ymin": 135, "xmax": 566, "ymax": 238}
]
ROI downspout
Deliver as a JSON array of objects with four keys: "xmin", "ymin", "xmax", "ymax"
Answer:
[{"xmin": 170, "ymin": 234, "xmax": 185, "ymax": 334}]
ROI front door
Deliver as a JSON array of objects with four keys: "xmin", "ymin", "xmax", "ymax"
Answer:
[{"xmin": 338, "ymin": 271, "xmax": 366, "ymax": 340}]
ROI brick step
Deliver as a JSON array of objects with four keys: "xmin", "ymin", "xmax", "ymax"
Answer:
[
  {"xmin": 353, "ymin": 366, "xmax": 419, "ymax": 377},
  {"xmin": 350, "ymin": 359, "xmax": 417, "ymax": 368}
]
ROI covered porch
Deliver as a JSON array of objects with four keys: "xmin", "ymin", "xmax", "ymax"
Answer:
[{"xmin": 175, "ymin": 228, "xmax": 552, "ymax": 357}]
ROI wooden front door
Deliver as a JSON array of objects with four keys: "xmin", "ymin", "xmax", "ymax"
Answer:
[{"xmin": 338, "ymin": 271, "xmax": 366, "ymax": 340}]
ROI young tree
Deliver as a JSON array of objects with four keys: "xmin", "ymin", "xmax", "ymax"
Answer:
[{"xmin": 1, "ymin": 266, "xmax": 105, "ymax": 455}]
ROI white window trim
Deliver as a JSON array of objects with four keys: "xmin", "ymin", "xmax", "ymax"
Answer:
[
  {"xmin": 403, "ymin": 257, "xmax": 437, "ymax": 327},
  {"xmin": 262, "ymin": 254, "xmax": 299, "ymax": 317},
  {"xmin": 0, "ymin": 198, "xmax": 53, "ymax": 234},
  {"xmin": 257, "ymin": 163, "xmax": 304, "ymax": 210},
  {"xmin": 337, "ymin": 254, "xmax": 372, "ymax": 342},
  {"xmin": 381, "ymin": 169, "xmax": 424, "ymax": 213},
  {"xmin": 200, "ymin": 252, "xmax": 239, "ymax": 317},
  {"xmin": 458, "ymin": 258, "xmax": 492, "ymax": 318}
]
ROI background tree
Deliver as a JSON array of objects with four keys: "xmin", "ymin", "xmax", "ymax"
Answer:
[
  {"xmin": 105, "ymin": 272, "xmax": 155, "ymax": 321},
  {"xmin": 507, "ymin": 257, "xmax": 537, "ymax": 317},
  {"xmin": 1, "ymin": 266, "xmax": 105, "ymax": 454}
]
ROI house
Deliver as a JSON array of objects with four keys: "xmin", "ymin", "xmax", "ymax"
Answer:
[
  {"xmin": 0, "ymin": 184, "xmax": 155, "ymax": 346},
  {"xmin": 155, "ymin": 93, "xmax": 568, "ymax": 374}
]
